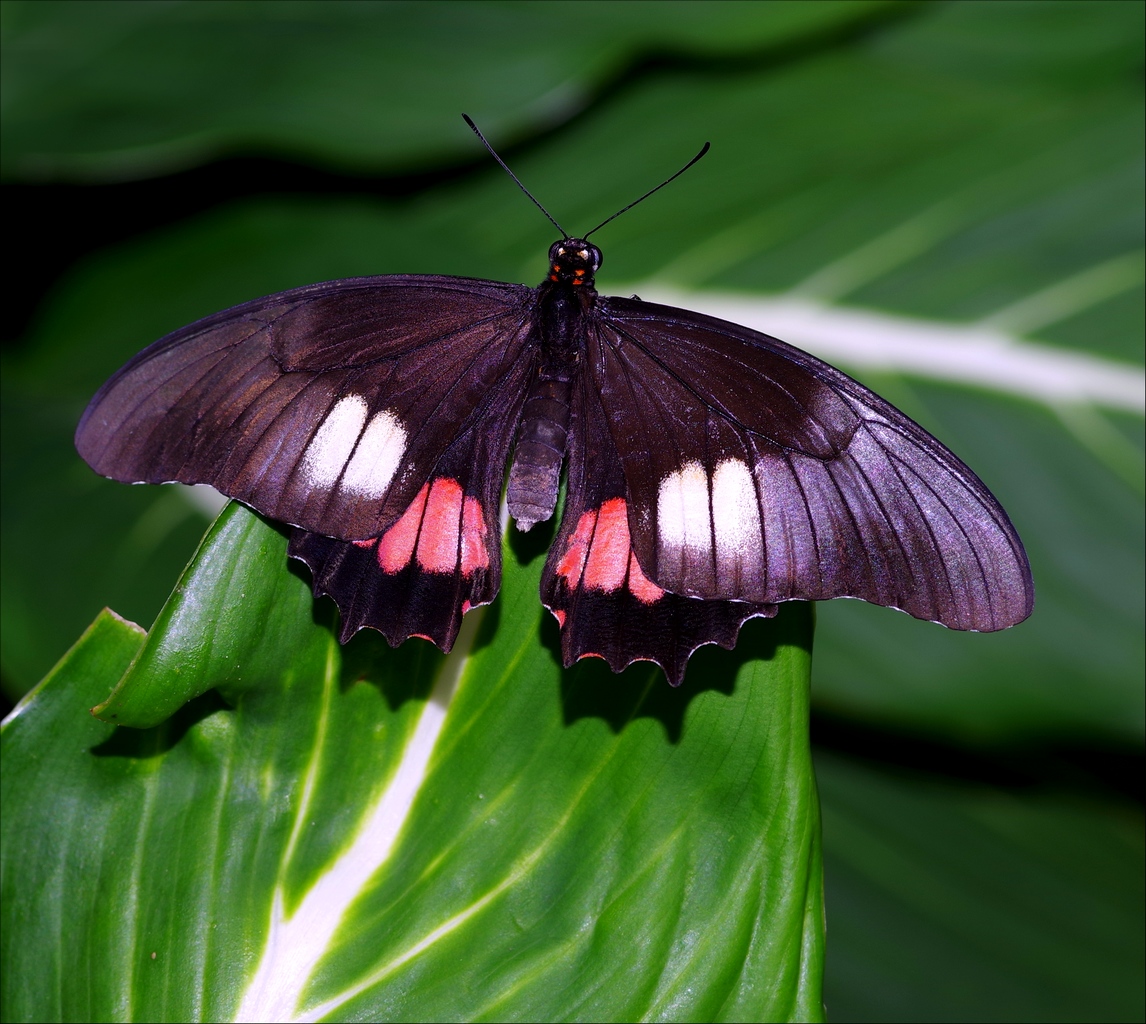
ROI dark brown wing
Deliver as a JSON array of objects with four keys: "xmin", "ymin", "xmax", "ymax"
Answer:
[
  {"xmin": 587, "ymin": 296, "xmax": 1033, "ymax": 632},
  {"xmin": 76, "ymin": 275, "xmax": 534, "ymax": 541},
  {"xmin": 542, "ymin": 366, "xmax": 776, "ymax": 685},
  {"xmin": 288, "ymin": 354, "xmax": 529, "ymax": 651}
]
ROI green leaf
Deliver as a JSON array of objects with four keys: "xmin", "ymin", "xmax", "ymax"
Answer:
[
  {"xmin": 91, "ymin": 502, "xmax": 319, "ymax": 727},
  {"xmin": 1, "ymin": 0, "xmax": 899, "ymax": 181},
  {"xmin": 0, "ymin": 609, "xmax": 147, "ymax": 1020},
  {"xmin": 2, "ymin": 502, "xmax": 824, "ymax": 1021},
  {"xmin": 818, "ymin": 751, "xmax": 1145, "ymax": 1022}
]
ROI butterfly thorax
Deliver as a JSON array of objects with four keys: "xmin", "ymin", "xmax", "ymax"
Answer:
[{"xmin": 506, "ymin": 239, "xmax": 602, "ymax": 531}]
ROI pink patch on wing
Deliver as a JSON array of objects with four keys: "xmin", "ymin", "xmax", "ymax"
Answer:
[
  {"xmin": 627, "ymin": 553, "xmax": 665, "ymax": 603},
  {"xmin": 550, "ymin": 608, "xmax": 566, "ymax": 628},
  {"xmin": 582, "ymin": 498, "xmax": 630, "ymax": 591},
  {"xmin": 556, "ymin": 498, "xmax": 661, "ymax": 601},
  {"xmin": 376, "ymin": 484, "xmax": 429, "ymax": 572},
  {"xmin": 416, "ymin": 478, "xmax": 464, "ymax": 573},
  {"xmin": 353, "ymin": 539, "xmax": 375, "ymax": 550},
  {"xmin": 460, "ymin": 496, "xmax": 490, "ymax": 576},
  {"xmin": 555, "ymin": 509, "xmax": 596, "ymax": 586}
]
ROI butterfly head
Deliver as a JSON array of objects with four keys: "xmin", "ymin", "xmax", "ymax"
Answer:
[{"xmin": 548, "ymin": 239, "xmax": 602, "ymax": 287}]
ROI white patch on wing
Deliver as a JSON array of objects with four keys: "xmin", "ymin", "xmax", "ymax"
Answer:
[
  {"xmin": 657, "ymin": 461, "xmax": 712, "ymax": 557},
  {"xmin": 711, "ymin": 458, "xmax": 763, "ymax": 580},
  {"xmin": 301, "ymin": 394, "xmax": 367, "ymax": 490},
  {"xmin": 342, "ymin": 410, "xmax": 407, "ymax": 498}
]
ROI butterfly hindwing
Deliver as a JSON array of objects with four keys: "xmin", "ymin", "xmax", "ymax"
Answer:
[
  {"xmin": 288, "ymin": 364, "xmax": 528, "ymax": 650},
  {"xmin": 542, "ymin": 371, "xmax": 777, "ymax": 685},
  {"xmin": 591, "ymin": 297, "xmax": 1033, "ymax": 632},
  {"xmin": 76, "ymin": 275, "xmax": 534, "ymax": 542}
]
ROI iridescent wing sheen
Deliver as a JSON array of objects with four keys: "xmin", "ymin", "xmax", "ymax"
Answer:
[
  {"xmin": 586, "ymin": 296, "xmax": 1033, "ymax": 633},
  {"xmin": 76, "ymin": 275, "xmax": 534, "ymax": 542}
]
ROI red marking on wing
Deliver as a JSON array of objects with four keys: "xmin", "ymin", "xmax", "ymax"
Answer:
[
  {"xmin": 556, "ymin": 509, "xmax": 595, "ymax": 586},
  {"xmin": 353, "ymin": 539, "xmax": 375, "ymax": 550},
  {"xmin": 551, "ymin": 609, "xmax": 566, "ymax": 628},
  {"xmin": 555, "ymin": 498, "xmax": 663, "ymax": 602},
  {"xmin": 377, "ymin": 483, "xmax": 429, "ymax": 572},
  {"xmin": 373, "ymin": 478, "xmax": 489, "ymax": 578},
  {"xmin": 417, "ymin": 478, "xmax": 464, "ymax": 573},
  {"xmin": 460, "ymin": 496, "xmax": 490, "ymax": 575},
  {"xmin": 627, "ymin": 553, "xmax": 665, "ymax": 604},
  {"xmin": 582, "ymin": 498, "xmax": 630, "ymax": 590}
]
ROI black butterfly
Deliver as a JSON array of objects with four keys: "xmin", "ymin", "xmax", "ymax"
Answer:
[{"xmin": 75, "ymin": 133, "xmax": 1033, "ymax": 685}]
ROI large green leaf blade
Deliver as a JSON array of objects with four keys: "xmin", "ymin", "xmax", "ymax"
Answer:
[
  {"xmin": 0, "ymin": 609, "xmax": 146, "ymax": 1023},
  {"xmin": 1, "ymin": 0, "xmax": 898, "ymax": 182},
  {"xmin": 1, "ymin": 503, "xmax": 822, "ymax": 1022},
  {"xmin": 92, "ymin": 502, "xmax": 325, "ymax": 726},
  {"xmin": 818, "ymin": 751, "xmax": 1144, "ymax": 1022}
]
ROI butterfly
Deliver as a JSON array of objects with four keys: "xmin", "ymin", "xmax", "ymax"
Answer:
[{"xmin": 75, "ymin": 125, "xmax": 1033, "ymax": 685}]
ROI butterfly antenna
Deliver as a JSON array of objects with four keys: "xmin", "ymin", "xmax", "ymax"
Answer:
[
  {"xmin": 463, "ymin": 114, "xmax": 568, "ymax": 238},
  {"xmin": 583, "ymin": 142, "xmax": 710, "ymax": 240}
]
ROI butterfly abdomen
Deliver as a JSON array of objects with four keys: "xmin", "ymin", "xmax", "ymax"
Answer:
[
  {"xmin": 507, "ymin": 375, "xmax": 572, "ymax": 531},
  {"xmin": 507, "ymin": 274, "xmax": 595, "ymax": 532}
]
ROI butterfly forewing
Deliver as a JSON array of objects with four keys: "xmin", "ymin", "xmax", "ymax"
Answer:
[
  {"xmin": 589, "ymin": 299, "xmax": 1034, "ymax": 631},
  {"xmin": 76, "ymin": 276, "xmax": 534, "ymax": 542}
]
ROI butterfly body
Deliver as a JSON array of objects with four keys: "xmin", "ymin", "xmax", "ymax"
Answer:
[
  {"xmin": 76, "ymin": 236, "xmax": 1033, "ymax": 685},
  {"xmin": 505, "ymin": 239, "xmax": 601, "ymax": 530}
]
